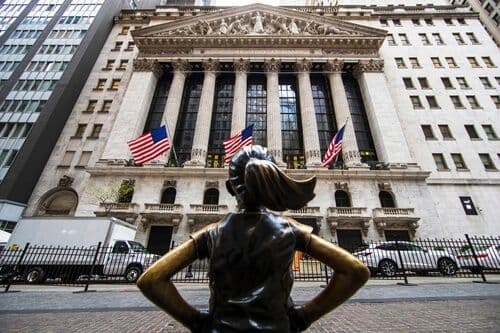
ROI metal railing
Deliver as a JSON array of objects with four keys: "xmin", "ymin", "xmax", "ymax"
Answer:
[{"xmin": 1, "ymin": 235, "xmax": 498, "ymax": 292}]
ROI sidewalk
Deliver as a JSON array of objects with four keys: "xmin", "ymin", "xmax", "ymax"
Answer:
[
  {"xmin": 1, "ymin": 279, "xmax": 499, "ymax": 332},
  {"xmin": 1, "ymin": 277, "xmax": 499, "ymax": 312}
]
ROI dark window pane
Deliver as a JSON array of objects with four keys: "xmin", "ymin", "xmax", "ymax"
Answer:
[
  {"xmin": 343, "ymin": 72, "xmax": 378, "ymax": 163},
  {"xmin": 207, "ymin": 75, "xmax": 234, "ymax": 168},
  {"xmin": 144, "ymin": 68, "xmax": 171, "ymax": 132},
  {"xmin": 279, "ymin": 75, "xmax": 304, "ymax": 169},
  {"xmin": 172, "ymin": 73, "xmax": 203, "ymax": 166},
  {"xmin": 246, "ymin": 74, "xmax": 267, "ymax": 146}
]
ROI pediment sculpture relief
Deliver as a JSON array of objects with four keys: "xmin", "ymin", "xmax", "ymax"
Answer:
[{"xmin": 160, "ymin": 11, "xmax": 358, "ymax": 37}]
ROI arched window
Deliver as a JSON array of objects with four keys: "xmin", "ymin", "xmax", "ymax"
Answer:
[
  {"xmin": 203, "ymin": 188, "xmax": 219, "ymax": 205},
  {"xmin": 161, "ymin": 187, "xmax": 176, "ymax": 204},
  {"xmin": 335, "ymin": 190, "xmax": 351, "ymax": 207},
  {"xmin": 36, "ymin": 189, "xmax": 78, "ymax": 216},
  {"xmin": 379, "ymin": 191, "xmax": 396, "ymax": 208},
  {"xmin": 118, "ymin": 183, "xmax": 134, "ymax": 203}
]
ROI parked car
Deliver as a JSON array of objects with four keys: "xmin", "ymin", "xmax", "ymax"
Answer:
[
  {"xmin": 353, "ymin": 241, "xmax": 459, "ymax": 277},
  {"xmin": 457, "ymin": 244, "xmax": 500, "ymax": 273}
]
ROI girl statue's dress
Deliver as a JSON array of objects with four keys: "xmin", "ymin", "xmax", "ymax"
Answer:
[{"xmin": 138, "ymin": 145, "xmax": 370, "ymax": 332}]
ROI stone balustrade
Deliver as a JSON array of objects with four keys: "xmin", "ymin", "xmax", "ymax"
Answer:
[
  {"xmin": 372, "ymin": 207, "xmax": 420, "ymax": 237},
  {"xmin": 326, "ymin": 206, "xmax": 371, "ymax": 236},
  {"xmin": 144, "ymin": 203, "xmax": 183, "ymax": 213},
  {"xmin": 190, "ymin": 204, "xmax": 228, "ymax": 213}
]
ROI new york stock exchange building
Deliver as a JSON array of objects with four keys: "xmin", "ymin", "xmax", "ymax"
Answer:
[{"xmin": 25, "ymin": 2, "xmax": 500, "ymax": 254}]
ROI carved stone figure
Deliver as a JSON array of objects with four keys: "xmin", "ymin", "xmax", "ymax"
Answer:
[
  {"xmin": 138, "ymin": 145, "xmax": 370, "ymax": 332},
  {"xmin": 303, "ymin": 20, "xmax": 318, "ymax": 34},
  {"xmin": 318, "ymin": 23, "xmax": 343, "ymax": 35},
  {"xmin": 273, "ymin": 17, "xmax": 289, "ymax": 34},
  {"xmin": 218, "ymin": 19, "xmax": 228, "ymax": 34},
  {"xmin": 252, "ymin": 11, "xmax": 265, "ymax": 34},
  {"xmin": 162, "ymin": 11, "xmax": 355, "ymax": 38},
  {"xmin": 289, "ymin": 19, "xmax": 300, "ymax": 34}
]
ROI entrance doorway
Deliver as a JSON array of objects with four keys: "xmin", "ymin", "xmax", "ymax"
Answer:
[
  {"xmin": 384, "ymin": 229, "xmax": 411, "ymax": 241},
  {"xmin": 147, "ymin": 225, "xmax": 173, "ymax": 255},
  {"xmin": 337, "ymin": 229, "xmax": 363, "ymax": 253}
]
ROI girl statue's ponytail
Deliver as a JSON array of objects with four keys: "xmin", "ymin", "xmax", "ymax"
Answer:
[{"xmin": 227, "ymin": 145, "xmax": 316, "ymax": 211}]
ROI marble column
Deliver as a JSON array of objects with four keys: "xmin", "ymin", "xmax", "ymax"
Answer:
[
  {"xmin": 185, "ymin": 58, "xmax": 218, "ymax": 167},
  {"xmin": 325, "ymin": 59, "xmax": 362, "ymax": 166},
  {"xmin": 264, "ymin": 58, "xmax": 285, "ymax": 166},
  {"xmin": 161, "ymin": 59, "xmax": 190, "ymax": 165},
  {"xmin": 353, "ymin": 59, "xmax": 412, "ymax": 165},
  {"xmin": 230, "ymin": 59, "xmax": 249, "ymax": 135},
  {"xmin": 295, "ymin": 59, "xmax": 322, "ymax": 168},
  {"xmin": 100, "ymin": 59, "xmax": 163, "ymax": 165}
]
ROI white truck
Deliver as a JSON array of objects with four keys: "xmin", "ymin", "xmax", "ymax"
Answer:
[{"xmin": 0, "ymin": 217, "xmax": 160, "ymax": 284}]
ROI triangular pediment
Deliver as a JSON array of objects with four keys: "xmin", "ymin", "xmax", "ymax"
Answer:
[{"xmin": 132, "ymin": 3, "xmax": 386, "ymax": 57}]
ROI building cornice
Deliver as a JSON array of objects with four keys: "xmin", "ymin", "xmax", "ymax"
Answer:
[
  {"xmin": 86, "ymin": 166, "xmax": 431, "ymax": 182},
  {"xmin": 115, "ymin": 5, "xmax": 479, "ymax": 24},
  {"xmin": 426, "ymin": 178, "xmax": 500, "ymax": 186},
  {"xmin": 129, "ymin": 3, "xmax": 385, "ymax": 58}
]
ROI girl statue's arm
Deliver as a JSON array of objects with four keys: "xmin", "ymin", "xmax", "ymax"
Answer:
[
  {"xmin": 136, "ymin": 240, "xmax": 206, "ymax": 331},
  {"xmin": 291, "ymin": 235, "xmax": 370, "ymax": 330}
]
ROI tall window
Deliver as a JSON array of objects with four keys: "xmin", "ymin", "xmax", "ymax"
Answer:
[
  {"xmin": 379, "ymin": 191, "xmax": 396, "ymax": 208},
  {"xmin": 433, "ymin": 153, "xmax": 449, "ymax": 171},
  {"xmin": 207, "ymin": 74, "xmax": 234, "ymax": 168},
  {"xmin": 161, "ymin": 187, "xmax": 176, "ymax": 204},
  {"xmin": 118, "ymin": 181, "xmax": 134, "ymax": 203},
  {"xmin": 246, "ymin": 74, "xmax": 267, "ymax": 146},
  {"xmin": 279, "ymin": 75, "xmax": 304, "ymax": 169},
  {"xmin": 451, "ymin": 153, "xmax": 467, "ymax": 170},
  {"xmin": 335, "ymin": 190, "xmax": 351, "ymax": 207},
  {"xmin": 464, "ymin": 125, "xmax": 480, "ymax": 139},
  {"xmin": 203, "ymin": 188, "xmax": 219, "ymax": 205},
  {"xmin": 343, "ymin": 72, "xmax": 377, "ymax": 163},
  {"xmin": 479, "ymin": 153, "xmax": 496, "ymax": 170},
  {"xmin": 144, "ymin": 69, "xmax": 171, "ymax": 132},
  {"xmin": 311, "ymin": 74, "xmax": 336, "ymax": 159},
  {"xmin": 172, "ymin": 73, "xmax": 203, "ymax": 166},
  {"xmin": 421, "ymin": 125, "xmax": 435, "ymax": 140}
]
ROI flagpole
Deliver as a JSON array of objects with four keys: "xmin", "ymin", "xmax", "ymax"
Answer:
[{"xmin": 163, "ymin": 122, "xmax": 180, "ymax": 167}]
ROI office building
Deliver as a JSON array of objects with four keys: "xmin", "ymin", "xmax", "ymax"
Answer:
[{"xmin": 15, "ymin": 1, "xmax": 500, "ymax": 253}]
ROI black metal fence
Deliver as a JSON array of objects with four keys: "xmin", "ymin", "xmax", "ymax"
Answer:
[{"xmin": 1, "ymin": 235, "xmax": 498, "ymax": 291}]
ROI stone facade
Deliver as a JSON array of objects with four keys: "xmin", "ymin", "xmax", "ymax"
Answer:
[{"xmin": 25, "ymin": 3, "xmax": 500, "ymax": 252}]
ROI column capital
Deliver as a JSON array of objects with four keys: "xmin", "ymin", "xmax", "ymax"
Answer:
[
  {"xmin": 202, "ymin": 58, "xmax": 219, "ymax": 72},
  {"xmin": 353, "ymin": 59, "xmax": 384, "ymax": 77},
  {"xmin": 264, "ymin": 58, "xmax": 281, "ymax": 73},
  {"xmin": 294, "ymin": 59, "xmax": 312, "ymax": 73},
  {"xmin": 234, "ymin": 58, "xmax": 250, "ymax": 73},
  {"xmin": 324, "ymin": 59, "xmax": 344, "ymax": 73},
  {"xmin": 133, "ymin": 58, "xmax": 163, "ymax": 78},
  {"xmin": 171, "ymin": 58, "xmax": 191, "ymax": 73}
]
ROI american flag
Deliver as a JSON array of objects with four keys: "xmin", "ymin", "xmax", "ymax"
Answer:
[
  {"xmin": 223, "ymin": 124, "xmax": 254, "ymax": 163},
  {"xmin": 127, "ymin": 125, "xmax": 170, "ymax": 166},
  {"xmin": 321, "ymin": 124, "xmax": 346, "ymax": 167}
]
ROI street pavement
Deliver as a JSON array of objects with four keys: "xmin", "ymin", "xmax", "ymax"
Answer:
[{"xmin": 1, "ymin": 278, "xmax": 500, "ymax": 332}]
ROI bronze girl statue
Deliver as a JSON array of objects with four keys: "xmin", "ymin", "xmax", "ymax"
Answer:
[{"xmin": 138, "ymin": 145, "xmax": 370, "ymax": 332}]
